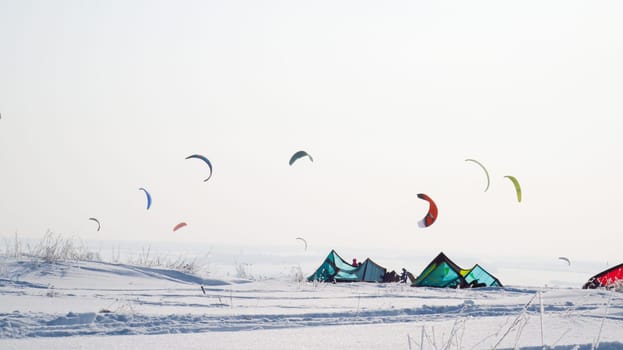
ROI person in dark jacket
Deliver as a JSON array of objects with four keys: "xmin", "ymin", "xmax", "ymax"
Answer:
[{"xmin": 400, "ymin": 268, "xmax": 409, "ymax": 283}]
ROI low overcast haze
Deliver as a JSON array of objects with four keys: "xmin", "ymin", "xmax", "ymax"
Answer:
[{"xmin": 1, "ymin": 1, "xmax": 622, "ymax": 262}]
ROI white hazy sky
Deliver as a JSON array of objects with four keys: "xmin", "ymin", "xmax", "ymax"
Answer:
[{"xmin": 1, "ymin": 0, "xmax": 622, "ymax": 262}]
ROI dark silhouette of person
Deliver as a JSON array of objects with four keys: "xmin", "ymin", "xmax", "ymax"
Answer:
[{"xmin": 400, "ymin": 268, "xmax": 409, "ymax": 283}]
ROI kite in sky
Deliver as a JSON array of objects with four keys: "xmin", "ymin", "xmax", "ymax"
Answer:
[
  {"xmin": 173, "ymin": 222, "xmax": 188, "ymax": 232},
  {"xmin": 139, "ymin": 187, "xmax": 152, "ymax": 210},
  {"xmin": 186, "ymin": 154, "xmax": 213, "ymax": 181},
  {"xmin": 289, "ymin": 151, "xmax": 313, "ymax": 166},
  {"xmin": 88, "ymin": 217, "xmax": 101, "ymax": 232},
  {"xmin": 465, "ymin": 159, "xmax": 490, "ymax": 192},
  {"xmin": 504, "ymin": 175, "xmax": 522, "ymax": 202},
  {"xmin": 296, "ymin": 237, "xmax": 308, "ymax": 251},
  {"xmin": 558, "ymin": 257, "xmax": 571, "ymax": 267},
  {"xmin": 417, "ymin": 193, "xmax": 438, "ymax": 228}
]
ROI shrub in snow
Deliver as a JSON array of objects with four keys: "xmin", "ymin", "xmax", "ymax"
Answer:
[
  {"xmin": 235, "ymin": 262, "xmax": 252, "ymax": 279},
  {"xmin": 291, "ymin": 265, "xmax": 304, "ymax": 283},
  {"xmin": 3, "ymin": 231, "xmax": 102, "ymax": 263}
]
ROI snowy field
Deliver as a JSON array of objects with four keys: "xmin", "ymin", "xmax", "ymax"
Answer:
[{"xmin": 1, "ymin": 240, "xmax": 623, "ymax": 349}]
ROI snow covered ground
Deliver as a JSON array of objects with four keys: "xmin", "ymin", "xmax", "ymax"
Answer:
[{"xmin": 1, "ymin": 252, "xmax": 623, "ymax": 349}]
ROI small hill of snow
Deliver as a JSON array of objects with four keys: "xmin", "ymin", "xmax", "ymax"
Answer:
[{"xmin": 0, "ymin": 257, "xmax": 233, "ymax": 291}]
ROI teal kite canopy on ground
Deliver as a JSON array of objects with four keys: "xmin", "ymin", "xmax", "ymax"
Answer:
[
  {"xmin": 411, "ymin": 252, "xmax": 503, "ymax": 288},
  {"xmin": 307, "ymin": 250, "xmax": 387, "ymax": 283}
]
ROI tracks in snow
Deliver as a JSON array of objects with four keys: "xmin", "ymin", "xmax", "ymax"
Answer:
[{"xmin": 2, "ymin": 297, "xmax": 622, "ymax": 338}]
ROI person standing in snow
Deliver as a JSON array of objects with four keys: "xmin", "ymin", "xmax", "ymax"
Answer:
[{"xmin": 400, "ymin": 268, "xmax": 409, "ymax": 283}]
